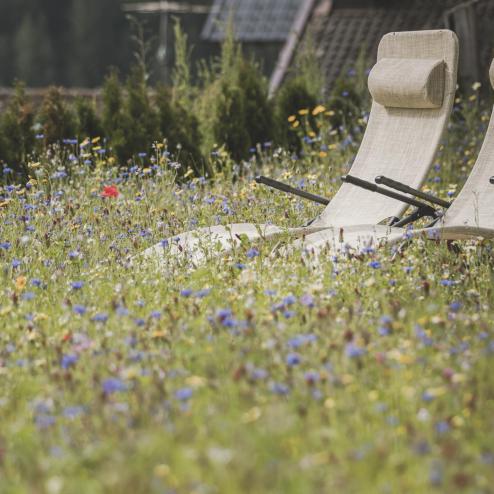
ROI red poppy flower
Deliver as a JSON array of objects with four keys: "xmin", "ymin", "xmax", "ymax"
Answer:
[{"xmin": 101, "ymin": 185, "xmax": 119, "ymax": 198}]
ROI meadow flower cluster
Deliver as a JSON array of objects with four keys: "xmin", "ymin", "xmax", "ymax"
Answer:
[{"xmin": 0, "ymin": 78, "xmax": 493, "ymax": 493}]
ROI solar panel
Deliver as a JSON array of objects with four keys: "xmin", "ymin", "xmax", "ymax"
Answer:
[{"xmin": 202, "ymin": 0, "xmax": 301, "ymax": 42}]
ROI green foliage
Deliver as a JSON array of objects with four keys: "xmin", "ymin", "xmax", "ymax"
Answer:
[
  {"xmin": 326, "ymin": 49, "xmax": 372, "ymax": 130},
  {"xmin": 238, "ymin": 60, "xmax": 274, "ymax": 148},
  {"xmin": 273, "ymin": 35, "xmax": 324, "ymax": 151},
  {"xmin": 0, "ymin": 81, "xmax": 35, "ymax": 176},
  {"xmin": 102, "ymin": 69, "xmax": 126, "ymax": 159},
  {"xmin": 155, "ymin": 85, "xmax": 204, "ymax": 176},
  {"xmin": 198, "ymin": 22, "xmax": 274, "ymax": 166},
  {"xmin": 37, "ymin": 86, "xmax": 77, "ymax": 144},
  {"xmin": 75, "ymin": 97, "xmax": 103, "ymax": 139},
  {"xmin": 119, "ymin": 65, "xmax": 160, "ymax": 161},
  {"xmin": 172, "ymin": 19, "xmax": 193, "ymax": 107},
  {"xmin": 211, "ymin": 80, "xmax": 250, "ymax": 162},
  {"xmin": 274, "ymin": 77, "xmax": 318, "ymax": 150}
]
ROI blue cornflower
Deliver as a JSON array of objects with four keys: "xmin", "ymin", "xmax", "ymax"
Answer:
[
  {"xmin": 345, "ymin": 343, "xmax": 366, "ymax": 358},
  {"xmin": 0, "ymin": 241, "xmax": 11, "ymax": 250},
  {"xmin": 440, "ymin": 279, "xmax": 457, "ymax": 287},
  {"xmin": 102, "ymin": 378, "xmax": 127, "ymax": 394},
  {"xmin": 150, "ymin": 310, "xmax": 162, "ymax": 319},
  {"xmin": 246, "ymin": 247, "xmax": 260, "ymax": 258},
  {"xmin": 73, "ymin": 305, "xmax": 87, "ymax": 315},
  {"xmin": 368, "ymin": 260, "xmax": 381, "ymax": 269},
  {"xmin": 92, "ymin": 312, "xmax": 108, "ymax": 323},
  {"xmin": 31, "ymin": 278, "xmax": 42, "ymax": 287},
  {"xmin": 286, "ymin": 353, "xmax": 301, "ymax": 367},
  {"xmin": 270, "ymin": 382, "xmax": 290, "ymax": 395},
  {"xmin": 61, "ymin": 354, "xmax": 78, "ymax": 369},
  {"xmin": 283, "ymin": 295, "xmax": 297, "ymax": 306},
  {"xmin": 21, "ymin": 291, "xmax": 35, "ymax": 301},
  {"xmin": 71, "ymin": 281, "xmax": 84, "ymax": 290},
  {"xmin": 449, "ymin": 301, "xmax": 462, "ymax": 312},
  {"xmin": 12, "ymin": 259, "xmax": 21, "ymax": 268},
  {"xmin": 175, "ymin": 387, "xmax": 193, "ymax": 401},
  {"xmin": 300, "ymin": 294, "xmax": 314, "ymax": 307},
  {"xmin": 35, "ymin": 415, "xmax": 56, "ymax": 429},
  {"xmin": 180, "ymin": 288, "xmax": 193, "ymax": 297},
  {"xmin": 435, "ymin": 421, "xmax": 450, "ymax": 435},
  {"xmin": 422, "ymin": 390, "xmax": 435, "ymax": 402},
  {"xmin": 217, "ymin": 308, "xmax": 232, "ymax": 320}
]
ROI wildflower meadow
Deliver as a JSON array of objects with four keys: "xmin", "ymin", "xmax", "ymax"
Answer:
[{"xmin": 1, "ymin": 23, "xmax": 494, "ymax": 494}]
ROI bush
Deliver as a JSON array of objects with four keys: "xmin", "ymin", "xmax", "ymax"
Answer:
[
  {"xmin": 37, "ymin": 86, "xmax": 77, "ymax": 144},
  {"xmin": 119, "ymin": 65, "xmax": 159, "ymax": 161},
  {"xmin": 155, "ymin": 85, "xmax": 204, "ymax": 176},
  {"xmin": 326, "ymin": 50, "xmax": 372, "ymax": 131},
  {"xmin": 211, "ymin": 80, "xmax": 250, "ymax": 162},
  {"xmin": 238, "ymin": 60, "xmax": 274, "ymax": 149},
  {"xmin": 0, "ymin": 81, "xmax": 35, "ymax": 177},
  {"xmin": 274, "ymin": 77, "xmax": 318, "ymax": 151},
  {"xmin": 102, "ymin": 68, "xmax": 126, "ymax": 159},
  {"xmin": 198, "ymin": 23, "xmax": 275, "ymax": 166},
  {"xmin": 75, "ymin": 96, "xmax": 103, "ymax": 139}
]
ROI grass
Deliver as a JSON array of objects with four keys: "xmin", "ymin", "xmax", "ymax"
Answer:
[{"xmin": 0, "ymin": 96, "xmax": 494, "ymax": 494}]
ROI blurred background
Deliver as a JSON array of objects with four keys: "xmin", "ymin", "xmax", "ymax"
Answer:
[{"xmin": 1, "ymin": 0, "xmax": 493, "ymax": 91}]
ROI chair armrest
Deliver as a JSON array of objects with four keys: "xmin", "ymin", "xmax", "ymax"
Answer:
[
  {"xmin": 375, "ymin": 175, "xmax": 451, "ymax": 208},
  {"xmin": 255, "ymin": 176, "xmax": 329, "ymax": 205}
]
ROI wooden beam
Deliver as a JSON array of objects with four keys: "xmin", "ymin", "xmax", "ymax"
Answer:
[{"xmin": 123, "ymin": 1, "xmax": 210, "ymax": 14}]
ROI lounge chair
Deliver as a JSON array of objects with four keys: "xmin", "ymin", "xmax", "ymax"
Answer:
[
  {"xmin": 139, "ymin": 30, "xmax": 459, "ymax": 267},
  {"xmin": 291, "ymin": 58, "xmax": 494, "ymax": 254}
]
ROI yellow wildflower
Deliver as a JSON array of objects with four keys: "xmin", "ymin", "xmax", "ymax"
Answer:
[{"xmin": 312, "ymin": 105, "xmax": 326, "ymax": 116}]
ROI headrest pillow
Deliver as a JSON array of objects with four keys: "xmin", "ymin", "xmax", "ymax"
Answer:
[{"xmin": 368, "ymin": 58, "xmax": 445, "ymax": 109}]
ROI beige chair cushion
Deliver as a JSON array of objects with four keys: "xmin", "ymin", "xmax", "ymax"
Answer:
[{"xmin": 368, "ymin": 58, "xmax": 445, "ymax": 109}]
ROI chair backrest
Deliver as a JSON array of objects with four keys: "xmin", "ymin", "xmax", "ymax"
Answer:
[
  {"xmin": 313, "ymin": 30, "xmax": 459, "ymax": 228},
  {"xmin": 441, "ymin": 59, "xmax": 494, "ymax": 234}
]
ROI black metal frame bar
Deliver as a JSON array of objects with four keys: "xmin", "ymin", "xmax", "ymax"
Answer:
[
  {"xmin": 341, "ymin": 174, "xmax": 441, "ymax": 227},
  {"xmin": 255, "ymin": 175, "xmax": 330, "ymax": 205},
  {"xmin": 254, "ymin": 173, "xmax": 452, "ymax": 229},
  {"xmin": 375, "ymin": 175, "xmax": 452, "ymax": 208},
  {"xmin": 490, "ymin": 176, "xmax": 494, "ymax": 184},
  {"xmin": 342, "ymin": 175, "xmax": 438, "ymax": 213}
]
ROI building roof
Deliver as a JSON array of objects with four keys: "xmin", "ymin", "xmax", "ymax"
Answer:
[
  {"xmin": 202, "ymin": 0, "xmax": 302, "ymax": 42},
  {"xmin": 283, "ymin": 0, "xmax": 494, "ymax": 94},
  {"xmin": 305, "ymin": 0, "xmax": 459, "ymax": 93}
]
